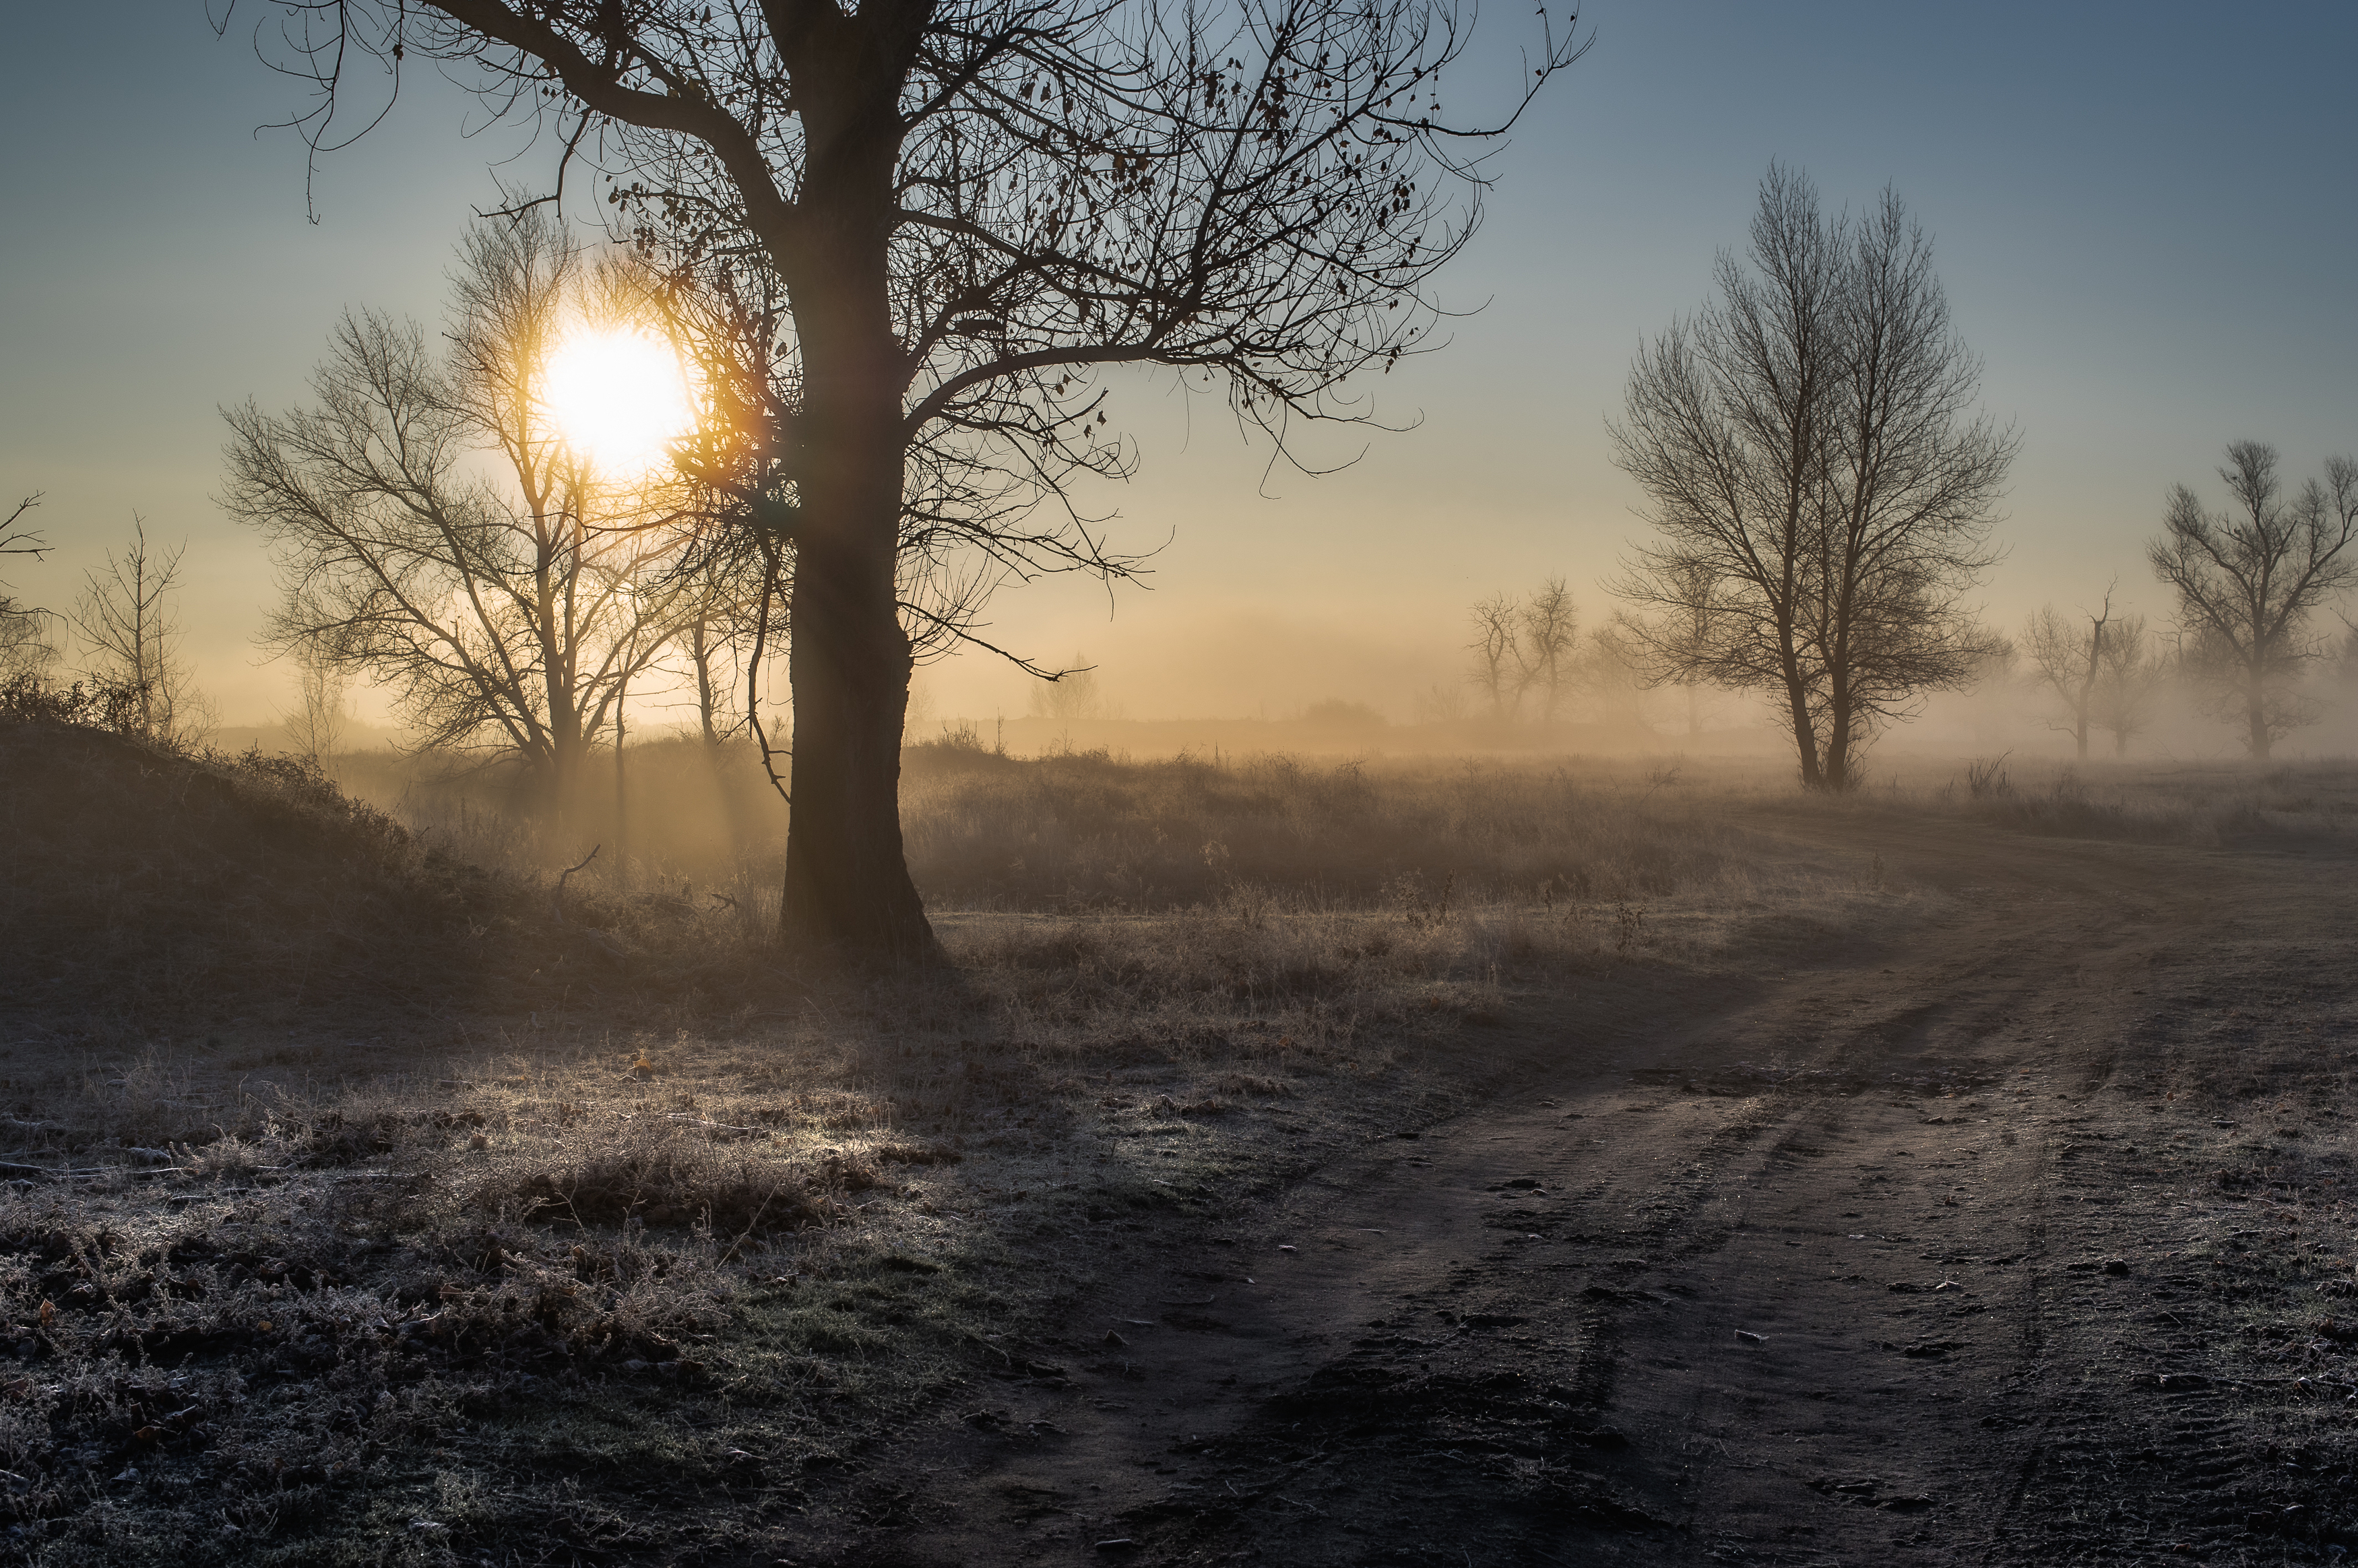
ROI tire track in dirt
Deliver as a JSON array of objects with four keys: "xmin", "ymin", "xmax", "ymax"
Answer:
[{"xmin": 808, "ymin": 820, "xmax": 2356, "ymax": 1567}]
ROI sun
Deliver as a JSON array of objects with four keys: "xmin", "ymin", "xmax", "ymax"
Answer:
[{"xmin": 541, "ymin": 327, "xmax": 695, "ymax": 477}]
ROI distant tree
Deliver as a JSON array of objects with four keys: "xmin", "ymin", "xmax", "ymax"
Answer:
[
  {"xmin": 232, "ymin": 0, "xmax": 1583, "ymax": 958},
  {"xmin": 2089, "ymin": 612, "xmax": 2167, "ymax": 758},
  {"xmin": 1611, "ymin": 558, "xmax": 1726, "ymax": 738},
  {"xmin": 1027, "ymin": 654, "xmax": 1105, "ymax": 722},
  {"xmin": 1519, "ymin": 579, "xmax": 1580, "ymax": 723},
  {"xmin": 0, "ymin": 494, "xmax": 60, "ymax": 681},
  {"xmin": 677, "ymin": 601, "xmax": 740, "ymax": 750},
  {"xmin": 278, "ymin": 634, "xmax": 351, "ymax": 766},
  {"xmin": 221, "ymin": 214, "xmax": 692, "ymax": 825},
  {"xmin": 1579, "ymin": 622, "xmax": 1654, "ymax": 732},
  {"xmin": 72, "ymin": 519, "xmax": 212, "ymax": 746},
  {"xmin": 2149, "ymin": 441, "xmax": 2358, "ymax": 759},
  {"xmin": 1413, "ymin": 682, "xmax": 1471, "ymax": 724},
  {"xmin": 2022, "ymin": 588, "xmax": 2116, "ymax": 760},
  {"xmin": 1611, "ymin": 166, "xmax": 2012, "ymax": 789},
  {"xmin": 1466, "ymin": 594, "xmax": 1523, "ymax": 719}
]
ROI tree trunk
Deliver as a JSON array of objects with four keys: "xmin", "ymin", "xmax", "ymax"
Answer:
[
  {"xmin": 1777, "ymin": 621, "xmax": 1821, "ymax": 790},
  {"xmin": 2248, "ymin": 674, "xmax": 2271, "ymax": 760},
  {"xmin": 780, "ymin": 525, "xmax": 935, "ymax": 958},
  {"xmin": 1823, "ymin": 698, "xmax": 1854, "ymax": 791},
  {"xmin": 1820, "ymin": 638, "xmax": 1855, "ymax": 791},
  {"xmin": 613, "ymin": 667, "xmax": 629, "ymax": 893},
  {"xmin": 775, "ymin": 257, "xmax": 938, "ymax": 961}
]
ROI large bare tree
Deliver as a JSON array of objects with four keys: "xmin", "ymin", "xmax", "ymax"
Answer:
[
  {"xmin": 222, "ymin": 214, "xmax": 691, "ymax": 824},
  {"xmin": 228, "ymin": 0, "xmax": 1582, "ymax": 958},
  {"xmin": 1611, "ymin": 166, "xmax": 2011, "ymax": 789},
  {"xmin": 2149, "ymin": 441, "xmax": 2358, "ymax": 760}
]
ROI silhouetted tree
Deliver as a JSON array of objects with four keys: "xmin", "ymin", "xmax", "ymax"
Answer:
[
  {"xmin": 230, "ymin": 0, "xmax": 1583, "ymax": 958},
  {"xmin": 72, "ymin": 519, "xmax": 211, "ymax": 745},
  {"xmin": 0, "ymin": 495, "xmax": 59, "ymax": 682},
  {"xmin": 1519, "ymin": 578, "xmax": 1579, "ymax": 723},
  {"xmin": 2089, "ymin": 612, "xmax": 2166, "ymax": 758},
  {"xmin": 279, "ymin": 634, "xmax": 352, "ymax": 766},
  {"xmin": 1611, "ymin": 166, "xmax": 2012, "ymax": 789},
  {"xmin": 221, "ymin": 214, "xmax": 689, "ymax": 824},
  {"xmin": 2149, "ymin": 441, "xmax": 2358, "ymax": 759},
  {"xmin": 1610, "ymin": 558, "xmax": 1725, "ymax": 738},
  {"xmin": 1467, "ymin": 593, "xmax": 1522, "ymax": 719},
  {"xmin": 2022, "ymin": 588, "xmax": 2115, "ymax": 760}
]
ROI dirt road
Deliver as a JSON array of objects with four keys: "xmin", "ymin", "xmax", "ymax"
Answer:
[{"xmin": 824, "ymin": 814, "xmax": 2358, "ymax": 1566}]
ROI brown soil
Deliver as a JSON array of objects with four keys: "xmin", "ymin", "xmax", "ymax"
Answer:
[{"xmin": 794, "ymin": 812, "xmax": 2358, "ymax": 1566}]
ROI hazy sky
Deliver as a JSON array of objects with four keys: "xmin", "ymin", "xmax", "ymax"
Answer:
[{"xmin": 3, "ymin": 1, "xmax": 2353, "ymax": 727}]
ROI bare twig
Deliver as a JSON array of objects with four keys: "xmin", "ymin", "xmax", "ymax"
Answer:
[{"xmin": 552, "ymin": 845, "xmax": 601, "ymax": 922}]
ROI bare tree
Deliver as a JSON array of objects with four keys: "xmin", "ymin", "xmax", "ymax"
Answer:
[
  {"xmin": 72, "ymin": 519, "xmax": 211, "ymax": 745},
  {"xmin": 1610, "ymin": 166, "xmax": 1842, "ymax": 783},
  {"xmin": 1413, "ymin": 681, "xmax": 1469, "ymax": 724},
  {"xmin": 2021, "ymin": 587, "xmax": 2114, "ymax": 760},
  {"xmin": 2149, "ymin": 441, "xmax": 2358, "ymax": 759},
  {"xmin": 2089, "ymin": 612, "xmax": 2165, "ymax": 758},
  {"xmin": 0, "ymin": 496, "xmax": 40, "ymax": 561},
  {"xmin": 228, "ymin": 0, "xmax": 1584, "ymax": 959},
  {"xmin": 1027, "ymin": 653, "xmax": 1105, "ymax": 721},
  {"xmin": 1519, "ymin": 578, "xmax": 1579, "ymax": 723},
  {"xmin": 1579, "ymin": 622, "xmax": 1653, "ymax": 732},
  {"xmin": 1466, "ymin": 593, "xmax": 1522, "ymax": 720},
  {"xmin": 678, "ymin": 602, "xmax": 741, "ymax": 750},
  {"xmin": 1, "ymin": 494, "xmax": 60, "ymax": 681},
  {"xmin": 1611, "ymin": 166, "xmax": 2011, "ymax": 790},
  {"xmin": 221, "ymin": 214, "xmax": 691, "ymax": 825},
  {"xmin": 279, "ymin": 634, "xmax": 352, "ymax": 765},
  {"xmin": 1610, "ymin": 558, "xmax": 1724, "ymax": 737}
]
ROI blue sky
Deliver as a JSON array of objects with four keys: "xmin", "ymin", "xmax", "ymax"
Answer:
[{"xmin": 2, "ymin": 1, "xmax": 2352, "ymax": 723}]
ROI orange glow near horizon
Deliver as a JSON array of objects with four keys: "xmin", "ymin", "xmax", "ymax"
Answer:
[{"xmin": 542, "ymin": 327, "xmax": 694, "ymax": 478}]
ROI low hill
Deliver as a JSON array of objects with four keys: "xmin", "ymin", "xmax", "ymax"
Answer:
[{"xmin": 0, "ymin": 721, "xmax": 614, "ymax": 1028}]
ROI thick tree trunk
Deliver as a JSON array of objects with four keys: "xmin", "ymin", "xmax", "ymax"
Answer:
[
  {"xmin": 774, "ymin": 237, "xmax": 939, "ymax": 961},
  {"xmin": 1823, "ymin": 702, "xmax": 1853, "ymax": 791},
  {"xmin": 1779, "ymin": 626, "xmax": 1821, "ymax": 790},
  {"xmin": 780, "ymin": 527, "xmax": 936, "ymax": 959},
  {"xmin": 2248, "ymin": 676, "xmax": 2271, "ymax": 760},
  {"xmin": 1819, "ymin": 653, "xmax": 1855, "ymax": 792}
]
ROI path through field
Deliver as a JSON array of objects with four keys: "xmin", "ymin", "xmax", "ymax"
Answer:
[{"xmin": 830, "ymin": 815, "xmax": 2358, "ymax": 1566}]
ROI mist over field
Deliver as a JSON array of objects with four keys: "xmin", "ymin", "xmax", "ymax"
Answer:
[{"xmin": 5, "ymin": 3, "xmax": 2358, "ymax": 1566}]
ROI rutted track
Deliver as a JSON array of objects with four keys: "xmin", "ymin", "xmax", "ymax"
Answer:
[{"xmin": 812, "ymin": 816, "xmax": 2358, "ymax": 1567}]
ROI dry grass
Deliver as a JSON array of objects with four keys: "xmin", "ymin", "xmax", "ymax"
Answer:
[
  {"xmin": 1, "ymin": 717, "xmax": 1952, "ymax": 1563},
  {"xmin": 1767, "ymin": 753, "xmax": 2358, "ymax": 846}
]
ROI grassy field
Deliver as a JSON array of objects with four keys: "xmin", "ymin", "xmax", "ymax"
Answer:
[{"xmin": 7, "ymin": 719, "xmax": 2350, "ymax": 1563}]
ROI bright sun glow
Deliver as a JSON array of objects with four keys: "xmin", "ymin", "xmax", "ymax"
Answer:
[{"xmin": 542, "ymin": 327, "xmax": 695, "ymax": 476}]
